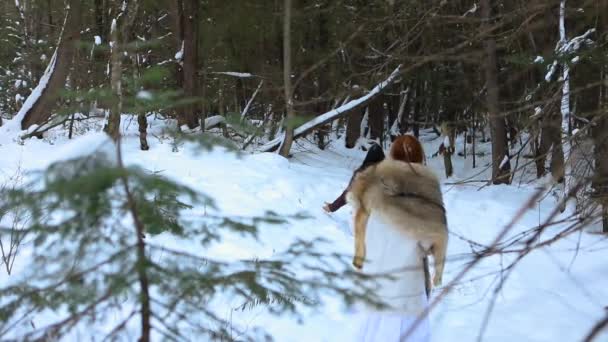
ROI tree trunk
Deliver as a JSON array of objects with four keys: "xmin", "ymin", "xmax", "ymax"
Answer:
[
  {"xmin": 481, "ymin": 0, "xmax": 510, "ymax": 184},
  {"xmin": 138, "ymin": 113, "xmax": 149, "ymax": 151},
  {"xmin": 592, "ymin": 113, "xmax": 608, "ymax": 232},
  {"xmin": 179, "ymin": 0, "xmax": 200, "ymax": 129},
  {"xmin": 345, "ymin": 108, "xmax": 364, "ymax": 148},
  {"xmin": 593, "ymin": 5, "xmax": 608, "ymax": 232},
  {"xmin": 278, "ymin": 0, "xmax": 295, "ymax": 157},
  {"xmin": 442, "ymin": 122, "xmax": 456, "ymax": 178},
  {"xmin": 105, "ymin": 16, "xmax": 123, "ymax": 141},
  {"xmin": 412, "ymin": 80, "xmax": 422, "ymax": 138},
  {"xmin": 368, "ymin": 95, "xmax": 384, "ymax": 144},
  {"xmin": 20, "ymin": 0, "xmax": 82, "ymax": 130}
]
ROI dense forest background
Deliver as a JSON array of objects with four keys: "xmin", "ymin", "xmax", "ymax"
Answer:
[
  {"xmin": 2, "ymin": 1, "xmax": 607, "ymax": 230},
  {"xmin": 1, "ymin": 1, "xmax": 608, "ymax": 340}
]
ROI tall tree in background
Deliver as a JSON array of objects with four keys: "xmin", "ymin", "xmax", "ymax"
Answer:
[
  {"xmin": 171, "ymin": 0, "xmax": 200, "ymax": 129},
  {"xmin": 591, "ymin": 0, "xmax": 608, "ymax": 233},
  {"xmin": 106, "ymin": 14, "xmax": 123, "ymax": 141},
  {"xmin": 19, "ymin": 0, "xmax": 82, "ymax": 130},
  {"xmin": 278, "ymin": 0, "xmax": 295, "ymax": 157},
  {"xmin": 481, "ymin": 0, "xmax": 510, "ymax": 184}
]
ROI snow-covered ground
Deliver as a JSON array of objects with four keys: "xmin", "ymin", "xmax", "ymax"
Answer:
[{"xmin": 1, "ymin": 117, "xmax": 607, "ymax": 341}]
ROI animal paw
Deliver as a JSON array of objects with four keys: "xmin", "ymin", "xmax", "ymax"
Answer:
[
  {"xmin": 433, "ymin": 274, "xmax": 442, "ymax": 287},
  {"xmin": 352, "ymin": 256, "xmax": 364, "ymax": 270},
  {"xmin": 322, "ymin": 203, "xmax": 331, "ymax": 213}
]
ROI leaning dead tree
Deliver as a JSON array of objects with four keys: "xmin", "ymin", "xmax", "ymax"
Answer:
[
  {"xmin": 260, "ymin": 65, "xmax": 402, "ymax": 153},
  {"xmin": 18, "ymin": 0, "xmax": 82, "ymax": 131}
]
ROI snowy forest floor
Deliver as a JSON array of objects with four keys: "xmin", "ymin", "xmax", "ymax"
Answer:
[{"xmin": 1, "ymin": 116, "xmax": 607, "ymax": 341}]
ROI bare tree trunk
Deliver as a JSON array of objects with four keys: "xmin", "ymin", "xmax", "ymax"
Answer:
[
  {"xmin": 481, "ymin": 0, "xmax": 510, "ymax": 184},
  {"xmin": 138, "ymin": 113, "xmax": 149, "ymax": 150},
  {"xmin": 170, "ymin": 0, "xmax": 199, "ymax": 130},
  {"xmin": 345, "ymin": 108, "xmax": 364, "ymax": 148},
  {"xmin": 368, "ymin": 95, "xmax": 384, "ymax": 144},
  {"xmin": 593, "ymin": 9, "xmax": 608, "ymax": 231},
  {"xmin": 442, "ymin": 122, "xmax": 456, "ymax": 178},
  {"xmin": 105, "ymin": 17, "xmax": 122, "ymax": 141},
  {"xmin": 412, "ymin": 80, "xmax": 422, "ymax": 138},
  {"xmin": 472, "ymin": 111, "xmax": 477, "ymax": 168},
  {"xmin": 278, "ymin": 0, "xmax": 295, "ymax": 157},
  {"xmin": 20, "ymin": 0, "xmax": 82, "ymax": 130},
  {"xmin": 180, "ymin": 0, "xmax": 200, "ymax": 129}
]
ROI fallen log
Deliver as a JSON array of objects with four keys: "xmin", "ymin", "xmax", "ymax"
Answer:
[{"xmin": 258, "ymin": 65, "xmax": 402, "ymax": 153}]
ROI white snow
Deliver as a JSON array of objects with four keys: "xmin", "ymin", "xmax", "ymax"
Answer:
[
  {"xmin": 462, "ymin": 3, "xmax": 477, "ymax": 16},
  {"xmin": 205, "ymin": 114, "xmax": 226, "ymax": 128},
  {"xmin": 213, "ymin": 71, "xmax": 255, "ymax": 78},
  {"xmin": 136, "ymin": 90, "xmax": 153, "ymax": 100},
  {"xmin": 0, "ymin": 49, "xmax": 58, "ymax": 140},
  {"xmin": 533, "ymin": 56, "xmax": 544, "ymax": 63},
  {"xmin": 259, "ymin": 65, "xmax": 402, "ymax": 152},
  {"xmin": 241, "ymin": 80, "xmax": 264, "ymax": 119},
  {"xmin": 443, "ymin": 136, "xmax": 451, "ymax": 148},
  {"xmin": 499, "ymin": 155, "xmax": 509, "ymax": 169},
  {"xmin": 94, "ymin": 35, "xmax": 102, "ymax": 45},
  {"xmin": 0, "ymin": 117, "xmax": 607, "ymax": 342},
  {"xmin": 545, "ymin": 60, "xmax": 558, "ymax": 82},
  {"xmin": 175, "ymin": 40, "xmax": 184, "ymax": 61}
]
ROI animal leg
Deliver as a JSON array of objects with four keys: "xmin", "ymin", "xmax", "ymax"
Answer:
[
  {"xmin": 352, "ymin": 207, "xmax": 370, "ymax": 270},
  {"xmin": 432, "ymin": 233, "xmax": 448, "ymax": 286}
]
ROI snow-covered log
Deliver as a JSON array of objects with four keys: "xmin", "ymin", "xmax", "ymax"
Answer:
[{"xmin": 258, "ymin": 65, "xmax": 402, "ymax": 152}]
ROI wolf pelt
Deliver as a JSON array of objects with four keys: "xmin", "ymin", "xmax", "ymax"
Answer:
[{"xmin": 346, "ymin": 158, "xmax": 448, "ymax": 286}]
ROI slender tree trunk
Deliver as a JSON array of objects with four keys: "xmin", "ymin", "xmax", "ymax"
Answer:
[
  {"xmin": 442, "ymin": 122, "xmax": 455, "ymax": 178},
  {"xmin": 481, "ymin": 0, "xmax": 510, "ymax": 184},
  {"xmin": 412, "ymin": 80, "xmax": 422, "ymax": 138},
  {"xmin": 179, "ymin": 0, "xmax": 200, "ymax": 129},
  {"xmin": 20, "ymin": 0, "xmax": 82, "ymax": 130},
  {"xmin": 368, "ymin": 95, "xmax": 384, "ymax": 144},
  {"xmin": 557, "ymin": 0, "xmax": 572, "ymax": 211},
  {"xmin": 105, "ymin": 17, "xmax": 122, "ymax": 141},
  {"xmin": 115, "ymin": 137, "xmax": 151, "ymax": 342},
  {"xmin": 278, "ymin": 0, "xmax": 295, "ymax": 157},
  {"xmin": 345, "ymin": 108, "xmax": 364, "ymax": 148},
  {"xmin": 138, "ymin": 113, "xmax": 149, "ymax": 150},
  {"xmin": 94, "ymin": 0, "xmax": 104, "ymax": 40},
  {"xmin": 593, "ymin": 4, "xmax": 608, "ymax": 232},
  {"xmin": 472, "ymin": 111, "xmax": 477, "ymax": 168}
]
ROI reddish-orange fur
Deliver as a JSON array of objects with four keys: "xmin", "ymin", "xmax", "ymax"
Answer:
[{"xmin": 389, "ymin": 135, "xmax": 426, "ymax": 164}]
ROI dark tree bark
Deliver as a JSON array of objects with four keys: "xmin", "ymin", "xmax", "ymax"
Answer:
[
  {"xmin": 591, "ymin": 1, "xmax": 608, "ymax": 232},
  {"xmin": 180, "ymin": 0, "xmax": 200, "ymax": 129},
  {"xmin": 442, "ymin": 122, "xmax": 456, "ymax": 178},
  {"xmin": 412, "ymin": 80, "xmax": 422, "ymax": 138},
  {"xmin": 481, "ymin": 0, "xmax": 510, "ymax": 184},
  {"xmin": 94, "ymin": 0, "xmax": 104, "ymax": 40},
  {"xmin": 20, "ymin": 0, "xmax": 82, "ymax": 130},
  {"xmin": 278, "ymin": 0, "xmax": 295, "ymax": 157},
  {"xmin": 592, "ymin": 111, "xmax": 608, "ymax": 233},
  {"xmin": 138, "ymin": 113, "xmax": 149, "ymax": 151},
  {"xmin": 368, "ymin": 95, "xmax": 384, "ymax": 144},
  {"xmin": 345, "ymin": 108, "xmax": 364, "ymax": 148},
  {"xmin": 170, "ymin": 0, "xmax": 200, "ymax": 130},
  {"xmin": 105, "ymin": 13, "xmax": 122, "ymax": 141}
]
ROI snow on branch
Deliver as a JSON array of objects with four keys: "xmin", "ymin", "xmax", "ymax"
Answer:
[
  {"xmin": 258, "ymin": 65, "xmax": 402, "ymax": 152},
  {"xmin": 557, "ymin": 28, "xmax": 595, "ymax": 54},
  {"xmin": 211, "ymin": 71, "xmax": 256, "ymax": 78}
]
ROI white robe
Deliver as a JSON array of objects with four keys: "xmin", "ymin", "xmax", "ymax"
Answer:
[{"xmin": 352, "ymin": 213, "xmax": 431, "ymax": 342}]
